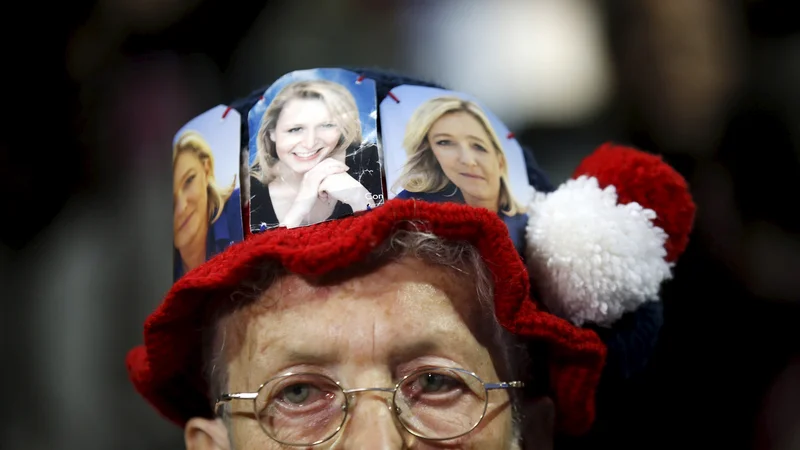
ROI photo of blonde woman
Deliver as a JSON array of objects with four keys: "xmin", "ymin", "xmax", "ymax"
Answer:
[
  {"xmin": 248, "ymin": 69, "xmax": 383, "ymax": 230},
  {"xmin": 173, "ymin": 118, "xmax": 243, "ymax": 281},
  {"xmin": 382, "ymin": 89, "xmax": 531, "ymax": 256}
]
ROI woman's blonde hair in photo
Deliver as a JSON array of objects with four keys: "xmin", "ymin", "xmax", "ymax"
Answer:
[
  {"xmin": 252, "ymin": 79, "xmax": 363, "ymax": 185},
  {"xmin": 173, "ymin": 130, "xmax": 236, "ymax": 224},
  {"xmin": 394, "ymin": 96, "xmax": 523, "ymax": 216}
]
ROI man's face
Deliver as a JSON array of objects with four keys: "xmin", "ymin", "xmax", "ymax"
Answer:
[{"xmin": 220, "ymin": 257, "xmax": 516, "ymax": 449}]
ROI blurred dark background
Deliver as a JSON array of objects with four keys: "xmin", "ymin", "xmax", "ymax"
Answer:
[{"xmin": 1, "ymin": 0, "xmax": 799, "ymax": 449}]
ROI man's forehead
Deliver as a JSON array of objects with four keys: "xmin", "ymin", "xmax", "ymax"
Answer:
[
  {"xmin": 222, "ymin": 257, "xmax": 485, "ymax": 349},
  {"xmin": 218, "ymin": 258, "xmax": 488, "ymax": 373},
  {"xmin": 258, "ymin": 257, "xmax": 475, "ymax": 308}
]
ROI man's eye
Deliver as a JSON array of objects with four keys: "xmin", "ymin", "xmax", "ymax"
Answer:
[
  {"xmin": 280, "ymin": 383, "xmax": 312, "ymax": 404},
  {"xmin": 418, "ymin": 373, "xmax": 459, "ymax": 393}
]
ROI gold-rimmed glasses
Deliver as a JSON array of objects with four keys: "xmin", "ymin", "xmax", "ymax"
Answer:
[{"xmin": 214, "ymin": 366, "xmax": 524, "ymax": 447}]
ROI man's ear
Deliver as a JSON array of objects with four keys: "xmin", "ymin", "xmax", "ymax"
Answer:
[
  {"xmin": 185, "ymin": 417, "xmax": 230, "ymax": 450},
  {"xmin": 520, "ymin": 396, "xmax": 555, "ymax": 450}
]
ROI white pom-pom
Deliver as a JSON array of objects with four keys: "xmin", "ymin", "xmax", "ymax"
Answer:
[{"xmin": 525, "ymin": 176, "xmax": 672, "ymax": 327}]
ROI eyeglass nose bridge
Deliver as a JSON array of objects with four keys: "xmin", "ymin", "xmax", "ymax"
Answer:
[{"xmin": 342, "ymin": 387, "xmax": 402, "ymax": 415}]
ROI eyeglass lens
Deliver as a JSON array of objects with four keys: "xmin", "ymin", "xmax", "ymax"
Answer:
[{"xmin": 254, "ymin": 368, "xmax": 488, "ymax": 446}]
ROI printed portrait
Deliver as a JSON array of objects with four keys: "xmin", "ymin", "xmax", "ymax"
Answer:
[
  {"xmin": 172, "ymin": 105, "xmax": 244, "ymax": 281},
  {"xmin": 247, "ymin": 68, "xmax": 383, "ymax": 231},
  {"xmin": 380, "ymin": 85, "xmax": 533, "ymax": 256}
]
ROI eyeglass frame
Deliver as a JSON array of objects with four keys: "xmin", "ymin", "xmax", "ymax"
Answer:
[{"xmin": 214, "ymin": 366, "xmax": 525, "ymax": 447}]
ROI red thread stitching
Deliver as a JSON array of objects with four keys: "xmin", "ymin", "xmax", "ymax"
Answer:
[
  {"xmin": 356, "ymin": 75, "xmax": 365, "ymax": 84},
  {"xmin": 222, "ymin": 106, "xmax": 233, "ymax": 119},
  {"xmin": 387, "ymin": 92, "xmax": 400, "ymax": 103},
  {"xmin": 507, "ymin": 132, "xmax": 515, "ymax": 139}
]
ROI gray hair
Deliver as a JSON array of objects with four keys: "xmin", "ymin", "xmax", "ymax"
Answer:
[{"xmin": 203, "ymin": 228, "xmax": 527, "ymax": 444}]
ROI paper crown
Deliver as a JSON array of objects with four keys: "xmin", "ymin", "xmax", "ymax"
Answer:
[{"xmin": 151, "ymin": 67, "xmax": 695, "ymax": 433}]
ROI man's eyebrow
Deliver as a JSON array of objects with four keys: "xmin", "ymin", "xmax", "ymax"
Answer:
[
  {"xmin": 262, "ymin": 347, "xmax": 342, "ymax": 371},
  {"xmin": 389, "ymin": 340, "xmax": 446, "ymax": 367}
]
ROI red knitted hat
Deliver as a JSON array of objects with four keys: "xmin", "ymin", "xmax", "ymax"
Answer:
[
  {"xmin": 126, "ymin": 199, "xmax": 607, "ymax": 436},
  {"xmin": 133, "ymin": 67, "xmax": 695, "ymax": 440}
]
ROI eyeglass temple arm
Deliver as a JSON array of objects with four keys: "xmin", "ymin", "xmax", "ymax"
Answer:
[
  {"xmin": 214, "ymin": 392, "xmax": 259, "ymax": 414},
  {"xmin": 217, "ymin": 392, "xmax": 259, "ymax": 402},
  {"xmin": 484, "ymin": 381, "xmax": 524, "ymax": 391}
]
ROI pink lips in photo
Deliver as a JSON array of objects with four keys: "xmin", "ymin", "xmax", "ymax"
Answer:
[
  {"xmin": 459, "ymin": 172, "xmax": 485, "ymax": 180},
  {"xmin": 178, "ymin": 210, "xmax": 194, "ymax": 231},
  {"xmin": 292, "ymin": 147, "xmax": 324, "ymax": 162}
]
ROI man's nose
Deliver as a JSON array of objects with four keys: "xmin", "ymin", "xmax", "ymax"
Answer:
[{"xmin": 339, "ymin": 393, "xmax": 410, "ymax": 449}]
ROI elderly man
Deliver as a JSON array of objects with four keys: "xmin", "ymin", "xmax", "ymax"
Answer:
[
  {"xmin": 128, "ymin": 200, "xmax": 606, "ymax": 449},
  {"xmin": 127, "ymin": 69, "xmax": 694, "ymax": 449}
]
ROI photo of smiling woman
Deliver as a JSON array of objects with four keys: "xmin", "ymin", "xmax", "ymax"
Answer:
[
  {"xmin": 173, "ymin": 130, "xmax": 243, "ymax": 281},
  {"xmin": 394, "ymin": 96, "xmax": 528, "ymax": 254},
  {"xmin": 249, "ymin": 78, "xmax": 382, "ymax": 230}
]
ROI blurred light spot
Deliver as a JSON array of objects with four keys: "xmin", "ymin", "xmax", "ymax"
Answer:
[
  {"xmin": 404, "ymin": 0, "xmax": 613, "ymax": 128},
  {"xmin": 623, "ymin": 0, "xmax": 743, "ymax": 155}
]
